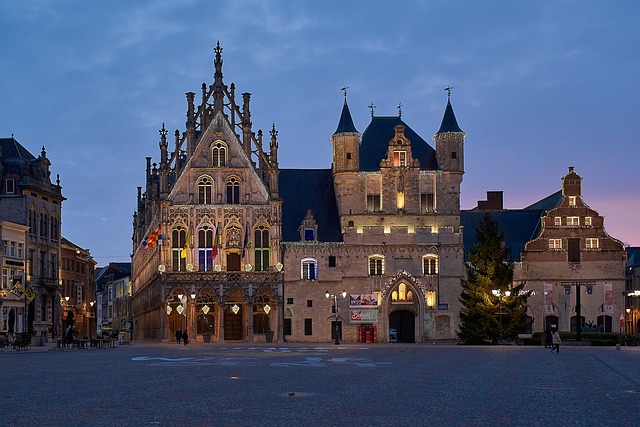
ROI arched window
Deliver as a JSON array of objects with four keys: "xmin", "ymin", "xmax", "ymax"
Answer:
[
  {"xmin": 197, "ymin": 176, "xmax": 213, "ymax": 204},
  {"xmin": 198, "ymin": 225, "xmax": 214, "ymax": 271},
  {"xmin": 226, "ymin": 176, "xmax": 240, "ymax": 204},
  {"xmin": 368, "ymin": 255, "xmax": 384, "ymax": 276},
  {"xmin": 301, "ymin": 258, "xmax": 318, "ymax": 281},
  {"xmin": 39, "ymin": 209, "xmax": 49, "ymax": 239},
  {"xmin": 423, "ymin": 254, "xmax": 439, "ymax": 275},
  {"xmin": 171, "ymin": 226, "xmax": 188, "ymax": 272},
  {"xmin": 391, "ymin": 282, "xmax": 413, "ymax": 303},
  {"xmin": 212, "ymin": 141, "xmax": 227, "ymax": 167},
  {"xmin": 254, "ymin": 225, "xmax": 270, "ymax": 272},
  {"xmin": 50, "ymin": 213, "xmax": 59, "ymax": 240}
]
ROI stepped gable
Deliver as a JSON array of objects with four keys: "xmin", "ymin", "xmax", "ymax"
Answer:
[
  {"xmin": 279, "ymin": 169, "xmax": 342, "ymax": 243},
  {"xmin": 360, "ymin": 116, "xmax": 438, "ymax": 171}
]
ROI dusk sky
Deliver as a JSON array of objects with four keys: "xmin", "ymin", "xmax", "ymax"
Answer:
[{"xmin": 1, "ymin": 1, "xmax": 638, "ymax": 264}]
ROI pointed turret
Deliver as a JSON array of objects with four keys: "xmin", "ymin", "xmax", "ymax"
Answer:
[
  {"xmin": 333, "ymin": 100, "xmax": 358, "ymax": 135},
  {"xmin": 434, "ymin": 89, "xmax": 465, "ymax": 174},
  {"xmin": 436, "ymin": 99, "xmax": 463, "ymax": 134},
  {"xmin": 331, "ymin": 92, "xmax": 361, "ymax": 174}
]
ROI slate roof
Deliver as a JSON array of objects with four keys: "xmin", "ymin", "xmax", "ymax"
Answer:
[
  {"xmin": 461, "ymin": 191, "xmax": 563, "ymax": 262},
  {"xmin": 279, "ymin": 169, "xmax": 342, "ymax": 243},
  {"xmin": 436, "ymin": 100, "xmax": 463, "ymax": 134},
  {"xmin": 627, "ymin": 247, "xmax": 640, "ymax": 269},
  {"xmin": 0, "ymin": 137, "xmax": 36, "ymax": 162},
  {"xmin": 333, "ymin": 101, "xmax": 358, "ymax": 135},
  {"xmin": 360, "ymin": 116, "xmax": 439, "ymax": 171}
]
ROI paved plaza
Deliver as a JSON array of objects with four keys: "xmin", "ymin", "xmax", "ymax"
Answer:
[{"xmin": 1, "ymin": 341, "xmax": 640, "ymax": 426}]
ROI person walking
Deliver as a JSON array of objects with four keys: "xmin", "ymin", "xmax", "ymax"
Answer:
[
  {"xmin": 182, "ymin": 330, "xmax": 189, "ymax": 346},
  {"xmin": 545, "ymin": 327, "xmax": 553, "ymax": 348},
  {"xmin": 175, "ymin": 329, "xmax": 182, "ymax": 345},
  {"xmin": 551, "ymin": 329, "xmax": 561, "ymax": 353}
]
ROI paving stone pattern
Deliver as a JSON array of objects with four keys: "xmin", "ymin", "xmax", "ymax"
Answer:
[{"xmin": 1, "ymin": 342, "xmax": 639, "ymax": 426}]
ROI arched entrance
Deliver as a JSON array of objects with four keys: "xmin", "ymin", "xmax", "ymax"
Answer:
[{"xmin": 389, "ymin": 310, "xmax": 415, "ymax": 343}]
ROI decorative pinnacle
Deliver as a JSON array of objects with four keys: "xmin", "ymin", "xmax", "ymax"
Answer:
[
  {"xmin": 369, "ymin": 102, "xmax": 375, "ymax": 118},
  {"xmin": 270, "ymin": 123, "xmax": 278, "ymax": 139},
  {"xmin": 159, "ymin": 122, "xmax": 168, "ymax": 138},
  {"xmin": 214, "ymin": 40, "xmax": 223, "ymax": 56}
]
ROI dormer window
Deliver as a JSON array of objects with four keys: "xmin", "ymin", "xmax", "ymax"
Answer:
[{"xmin": 393, "ymin": 151, "xmax": 407, "ymax": 167}]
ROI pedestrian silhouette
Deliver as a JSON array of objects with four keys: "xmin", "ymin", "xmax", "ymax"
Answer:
[
  {"xmin": 175, "ymin": 329, "xmax": 182, "ymax": 345},
  {"xmin": 182, "ymin": 330, "xmax": 189, "ymax": 346},
  {"xmin": 551, "ymin": 329, "xmax": 561, "ymax": 353}
]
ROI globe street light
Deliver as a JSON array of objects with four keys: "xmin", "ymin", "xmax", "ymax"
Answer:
[
  {"xmin": 325, "ymin": 290, "xmax": 347, "ymax": 345},
  {"xmin": 492, "ymin": 289, "xmax": 511, "ymax": 344}
]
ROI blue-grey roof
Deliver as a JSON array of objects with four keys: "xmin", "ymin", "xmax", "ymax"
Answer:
[
  {"xmin": 436, "ymin": 100, "xmax": 463, "ymax": 134},
  {"xmin": 333, "ymin": 101, "xmax": 358, "ymax": 135},
  {"xmin": 627, "ymin": 247, "xmax": 640, "ymax": 269},
  {"xmin": 461, "ymin": 210, "xmax": 545, "ymax": 262},
  {"xmin": 0, "ymin": 137, "xmax": 36, "ymax": 161},
  {"xmin": 279, "ymin": 169, "xmax": 342, "ymax": 243},
  {"xmin": 524, "ymin": 190, "xmax": 562, "ymax": 211},
  {"xmin": 360, "ymin": 116, "xmax": 438, "ymax": 171}
]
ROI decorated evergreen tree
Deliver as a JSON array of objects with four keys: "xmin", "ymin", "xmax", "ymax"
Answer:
[{"xmin": 458, "ymin": 213, "xmax": 531, "ymax": 344}]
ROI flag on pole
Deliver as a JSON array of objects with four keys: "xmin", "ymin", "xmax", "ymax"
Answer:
[
  {"xmin": 181, "ymin": 227, "xmax": 191, "ymax": 259},
  {"xmin": 242, "ymin": 223, "xmax": 249, "ymax": 259}
]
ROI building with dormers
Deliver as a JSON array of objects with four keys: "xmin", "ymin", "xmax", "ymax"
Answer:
[
  {"xmin": 131, "ymin": 43, "xmax": 465, "ymax": 343},
  {"xmin": 0, "ymin": 138, "xmax": 64, "ymax": 339}
]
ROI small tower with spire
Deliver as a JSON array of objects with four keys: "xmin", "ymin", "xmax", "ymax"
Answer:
[
  {"xmin": 433, "ymin": 87, "xmax": 466, "ymax": 213},
  {"xmin": 331, "ymin": 87, "xmax": 360, "ymax": 173}
]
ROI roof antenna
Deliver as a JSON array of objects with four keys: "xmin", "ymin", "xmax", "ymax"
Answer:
[
  {"xmin": 445, "ymin": 86, "xmax": 453, "ymax": 101},
  {"xmin": 369, "ymin": 102, "xmax": 375, "ymax": 118},
  {"xmin": 398, "ymin": 102, "xmax": 402, "ymax": 118}
]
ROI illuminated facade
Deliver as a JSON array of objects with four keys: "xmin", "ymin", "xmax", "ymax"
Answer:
[{"xmin": 131, "ymin": 43, "xmax": 465, "ymax": 343}]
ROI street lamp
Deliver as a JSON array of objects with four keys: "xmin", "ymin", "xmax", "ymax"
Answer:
[
  {"xmin": 492, "ymin": 289, "xmax": 511, "ymax": 344},
  {"xmin": 325, "ymin": 290, "xmax": 347, "ymax": 345}
]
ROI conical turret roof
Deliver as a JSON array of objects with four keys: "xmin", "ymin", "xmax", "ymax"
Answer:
[
  {"xmin": 436, "ymin": 100, "xmax": 463, "ymax": 134},
  {"xmin": 333, "ymin": 100, "xmax": 359, "ymax": 135}
]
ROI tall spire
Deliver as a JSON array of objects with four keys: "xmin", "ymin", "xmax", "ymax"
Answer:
[{"xmin": 213, "ymin": 41, "xmax": 224, "ymax": 112}]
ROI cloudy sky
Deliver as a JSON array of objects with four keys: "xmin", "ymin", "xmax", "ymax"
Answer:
[{"xmin": 1, "ymin": 0, "xmax": 638, "ymax": 264}]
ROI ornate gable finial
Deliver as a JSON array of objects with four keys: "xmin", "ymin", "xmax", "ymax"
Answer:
[
  {"xmin": 270, "ymin": 123, "xmax": 278, "ymax": 139},
  {"xmin": 41, "ymin": 146, "xmax": 47, "ymax": 158},
  {"xmin": 214, "ymin": 40, "xmax": 223, "ymax": 56},
  {"xmin": 369, "ymin": 102, "xmax": 375, "ymax": 118},
  {"xmin": 159, "ymin": 122, "xmax": 168, "ymax": 138},
  {"xmin": 341, "ymin": 86, "xmax": 349, "ymax": 101},
  {"xmin": 398, "ymin": 102, "xmax": 402, "ymax": 118}
]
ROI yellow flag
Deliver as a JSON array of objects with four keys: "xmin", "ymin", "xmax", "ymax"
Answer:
[
  {"xmin": 181, "ymin": 227, "xmax": 190, "ymax": 259},
  {"xmin": 25, "ymin": 285, "xmax": 36, "ymax": 303}
]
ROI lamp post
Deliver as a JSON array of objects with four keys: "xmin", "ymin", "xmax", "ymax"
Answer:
[
  {"xmin": 492, "ymin": 289, "xmax": 511, "ymax": 344},
  {"xmin": 325, "ymin": 290, "xmax": 347, "ymax": 345},
  {"xmin": 190, "ymin": 292, "xmax": 196, "ymax": 341}
]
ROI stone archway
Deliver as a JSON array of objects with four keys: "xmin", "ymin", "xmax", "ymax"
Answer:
[{"xmin": 389, "ymin": 309, "xmax": 415, "ymax": 343}]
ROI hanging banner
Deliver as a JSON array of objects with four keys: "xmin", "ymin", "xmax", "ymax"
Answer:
[
  {"xmin": 349, "ymin": 294, "xmax": 378, "ymax": 308},
  {"xmin": 603, "ymin": 283, "xmax": 613, "ymax": 314},
  {"xmin": 544, "ymin": 283, "xmax": 554, "ymax": 314}
]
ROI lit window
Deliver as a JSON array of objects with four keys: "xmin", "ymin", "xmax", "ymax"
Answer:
[
  {"xmin": 549, "ymin": 239, "xmax": 562, "ymax": 249},
  {"xmin": 586, "ymin": 238, "xmax": 599, "ymax": 249},
  {"xmin": 391, "ymin": 283, "xmax": 413, "ymax": 303},
  {"xmin": 554, "ymin": 217, "xmax": 561, "ymax": 226},
  {"xmin": 423, "ymin": 255, "xmax": 439, "ymax": 275},
  {"xmin": 171, "ymin": 226, "xmax": 188, "ymax": 272},
  {"xmin": 368, "ymin": 255, "xmax": 384, "ymax": 276},
  {"xmin": 198, "ymin": 226, "xmax": 214, "ymax": 271},
  {"xmin": 567, "ymin": 217, "xmax": 579, "ymax": 226},
  {"xmin": 393, "ymin": 151, "xmax": 407, "ymax": 167},
  {"xmin": 568, "ymin": 196, "xmax": 576, "ymax": 206},
  {"xmin": 212, "ymin": 142, "xmax": 227, "ymax": 167},
  {"xmin": 301, "ymin": 258, "xmax": 318, "ymax": 281},
  {"xmin": 584, "ymin": 217, "xmax": 592, "ymax": 226},
  {"xmin": 198, "ymin": 176, "xmax": 213, "ymax": 204},
  {"xmin": 366, "ymin": 194, "xmax": 381, "ymax": 212}
]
